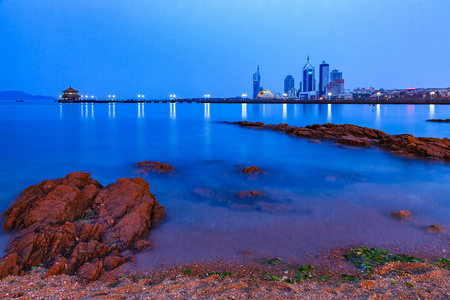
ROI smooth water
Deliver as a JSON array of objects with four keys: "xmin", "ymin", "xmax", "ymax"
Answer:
[{"xmin": 1, "ymin": 101, "xmax": 449, "ymax": 265}]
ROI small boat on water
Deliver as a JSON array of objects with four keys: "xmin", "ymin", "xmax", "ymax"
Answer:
[{"xmin": 16, "ymin": 100, "xmax": 24, "ymax": 102}]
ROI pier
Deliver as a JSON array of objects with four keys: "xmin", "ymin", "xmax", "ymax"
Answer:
[{"xmin": 58, "ymin": 97, "xmax": 450, "ymax": 105}]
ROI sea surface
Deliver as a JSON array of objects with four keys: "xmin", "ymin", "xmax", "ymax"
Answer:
[{"xmin": 0, "ymin": 101, "xmax": 449, "ymax": 266}]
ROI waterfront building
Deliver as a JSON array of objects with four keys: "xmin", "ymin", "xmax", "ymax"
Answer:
[
  {"xmin": 319, "ymin": 61, "xmax": 329, "ymax": 97},
  {"xmin": 284, "ymin": 75, "xmax": 295, "ymax": 94},
  {"xmin": 330, "ymin": 69, "xmax": 343, "ymax": 82},
  {"xmin": 257, "ymin": 90, "xmax": 275, "ymax": 99},
  {"xmin": 287, "ymin": 87, "xmax": 297, "ymax": 99},
  {"xmin": 325, "ymin": 79, "xmax": 345, "ymax": 97},
  {"xmin": 253, "ymin": 66, "xmax": 261, "ymax": 99},
  {"xmin": 61, "ymin": 87, "xmax": 81, "ymax": 100},
  {"xmin": 301, "ymin": 55, "xmax": 315, "ymax": 93}
]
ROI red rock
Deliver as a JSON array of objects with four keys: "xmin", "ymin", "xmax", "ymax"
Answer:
[
  {"xmin": 391, "ymin": 210, "xmax": 413, "ymax": 220},
  {"xmin": 231, "ymin": 121, "xmax": 450, "ymax": 161},
  {"xmin": 336, "ymin": 136, "xmax": 372, "ymax": 147},
  {"xmin": 0, "ymin": 253, "xmax": 20, "ymax": 279},
  {"xmin": 77, "ymin": 260, "xmax": 104, "ymax": 282},
  {"xmin": 242, "ymin": 166, "xmax": 264, "ymax": 174},
  {"xmin": 237, "ymin": 191, "xmax": 262, "ymax": 198},
  {"xmin": 44, "ymin": 256, "xmax": 67, "ymax": 278},
  {"xmin": 426, "ymin": 225, "xmax": 445, "ymax": 233},
  {"xmin": 0, "ymin": 173, "xmax": 165, "ymax": 282},
  {"xmin": 135, "ymin": 161, "xmax": 175, "ymax": 174}
]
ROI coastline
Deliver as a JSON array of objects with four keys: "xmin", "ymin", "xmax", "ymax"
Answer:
[{"xmin": 1, "ymin": 250, "xmax": 449, "ymax": 299}]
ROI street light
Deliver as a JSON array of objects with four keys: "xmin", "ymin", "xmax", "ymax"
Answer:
[
  {"xmin": 242, "ymin": 93, "xmax": 247, "ymax": 98},
  {"xmin": 377, "ymin": 92, "xmax": 381, "ymax": 101},
  {"xmin": 328, "ymin": 92, "xmax": 332, "ymax": 100}
]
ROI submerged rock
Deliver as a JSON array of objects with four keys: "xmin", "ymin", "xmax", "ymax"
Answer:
[
  {"xmin": 0, "ymin": 172, "xmax": 166, "ymax": 282},
  {"xmin": 426, "ymin": 225, "xmax": 446, "ymax": 233},
  {"xmin": 242, "ymin": 166, "xmax": 265, "ymax": 175},
  {"xmin": 229, "ymin": 121, "xmax": 450, "ymax": 161},
  {"xmin": 391, "ymin": 210, "xmax": 413, "ymax": 220},
  {"xmin": 136, "ymin": 161, "xmax": 175, "ymax": 174},
  {"xmin": 237, "ymin": 191, "xmax": 262, "ymax": 198}
]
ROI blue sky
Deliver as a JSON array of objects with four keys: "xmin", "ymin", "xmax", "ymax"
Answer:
[{"xmin": 0, "ymin": 0, "xmax": 449, "ymax": 98}]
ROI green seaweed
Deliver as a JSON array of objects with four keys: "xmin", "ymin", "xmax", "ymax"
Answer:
[
  {"xmin": 341, "ymin": 274, "xmax": 360, "ymax": 281},
  {"xmin": 183, "ymin": 269, "xmax": 192, "ymax": 275},
  {"xmin": 344, "ymin": 247, "xmax": 421, "ymax": 274},
  {"xmin": 262, "ymin": 272, "xmax": 280, "ymax": 281},
  {"xmin": 296, "ymin": 265, "xmax": 316, "ymax": 280},
  {"xmin": 435, "ymin": 258, "xmax": 450, "ymax": 269}
]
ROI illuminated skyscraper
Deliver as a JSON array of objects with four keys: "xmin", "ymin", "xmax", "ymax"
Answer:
[
  {"xmin": 301, "ymin": 56, "xmax": 315, "ymax": 92},
  {"xmin": 319, "ymin": 61, "xmax": 329, "ymax": 97},
  {"xmin": 284, "ymin": 75, "xmax": 294, "ymax": 94},
  {"xmin": 252, "ymin": 66, "xmax": 261, "ymax": 99}
]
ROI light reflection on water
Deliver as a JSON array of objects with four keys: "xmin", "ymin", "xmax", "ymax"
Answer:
[{"xmin": 0, "ymin": 102, "xmax": 450, "ymax": 263}]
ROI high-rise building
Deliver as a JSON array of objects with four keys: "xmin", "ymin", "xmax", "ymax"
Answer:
[
  {"xmin": 284, "ymin": 75, "xmax": 295, "ymax": 94},
  {"xmin": 301, "ymin": 55, "xmax": 315, "ymax": 93},
  {"xmin": 253, "ymin": 66, "xmax": 261, "ymax": 99},
  {"xmin": 319, "ymin": 61, "xmax": 329, "ymax": 97},
  {"xmin": 330, "ymin": 69, "xmax": 343, "ymax": 82}
]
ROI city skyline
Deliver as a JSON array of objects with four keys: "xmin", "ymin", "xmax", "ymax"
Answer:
[{"xmin": 1, "ymin": 1, "xmax": 450, "ymax": 99}]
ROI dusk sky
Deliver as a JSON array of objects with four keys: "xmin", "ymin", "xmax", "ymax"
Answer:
[{"xmin": 1, "ymin": 0, "xmax": 449, "ymax": 99}]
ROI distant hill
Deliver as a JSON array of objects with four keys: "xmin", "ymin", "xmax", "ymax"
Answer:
[{"xmin": 0, "ymin": 91, "xmax": 56, "ymax": 101}]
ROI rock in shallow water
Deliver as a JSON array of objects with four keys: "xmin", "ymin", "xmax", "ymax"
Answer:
[
  {"xmin": 0, "ymin": 172, "xmax": 166, "ymax": 282},
  {"xmin": 426, "ymin": 225, "xmax": 446, "ymax": 234},
  {"xmin": 135, "ymin": 161, "xmax": 175, "ymax": 174},
  {"xmin": 230, "ymin": 121, "xmax": 450, "ymax": 161},
  {"xmin": 241, "ymin": 166, "xmax": 266, "ymax": 175},
  {"xmin": 391, "ymin": 210, "xmax": 413, "ymax": 220}
]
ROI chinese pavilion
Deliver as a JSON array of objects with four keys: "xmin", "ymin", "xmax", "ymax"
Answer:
[{"xmin": 61, "ymin": 87, "xmax": 81, "ymax": 100}]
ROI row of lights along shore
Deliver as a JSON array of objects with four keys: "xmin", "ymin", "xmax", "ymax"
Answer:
[{"xmin": 62, "ymin": 93, "xmax": 254, "ymax": 100}]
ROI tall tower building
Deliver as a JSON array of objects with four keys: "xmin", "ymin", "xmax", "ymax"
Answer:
[
  {"xmin": 301, "ymin": 55, "xmax": 315, "ymax": 92},
  {"xmin": 284, "ymin": 75, "xmax": 294, "ymax": 94},
  {"xmin": 319, "ymin": 61, "xmax": 329, "ymax": 97},
  {"xmin": 330, "ymin": 69, "xmax": 343, "ymax": 82},
  {"xmin": 252, "ymin": 66, "xmax": 261, "ymax": 99}
]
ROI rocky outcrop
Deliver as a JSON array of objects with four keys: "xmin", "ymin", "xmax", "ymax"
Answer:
[
  {"xmin": 426, "ymin": 119, "xmax": 450, "ymax": 123},
  {"xmin": 426, "ymin": 225, "xmax": 445, "ymax": 233},
  {"xmin": 136, "ymin": 161, "xmax": 175, "ymax": 174},
  {"xmin": 0, "ymin": 172, "xmax": 165, "ymax": 282},
  {"xmin": 241, "ymin": 166, "xmax": 265, "ymax": 175},
  {"xmin": 391, "ymin": 210, "xmax": 413, "ymax": 220},
  {"xmin": 229, "ymin": 121, "xmax": 450, "ymax": 161}
]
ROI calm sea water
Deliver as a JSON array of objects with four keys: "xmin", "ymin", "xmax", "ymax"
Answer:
[{"xmin": 0, "ymin": 101, "xmax": 449, "ymax": 265}]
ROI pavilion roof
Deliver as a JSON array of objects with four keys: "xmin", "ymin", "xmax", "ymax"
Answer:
[{"xmin": 63, "ymin": 86, "xmax": 79, "ymax": 93}]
